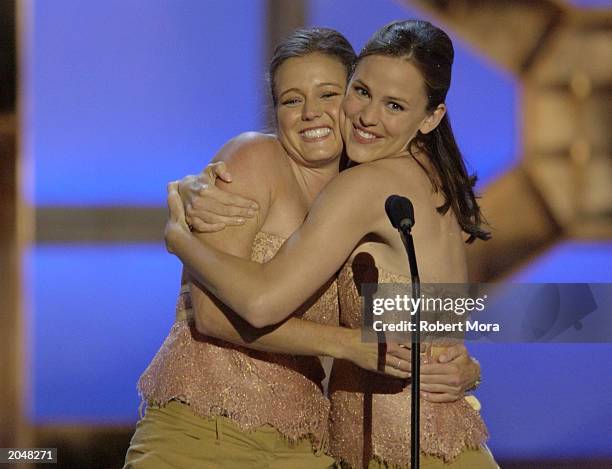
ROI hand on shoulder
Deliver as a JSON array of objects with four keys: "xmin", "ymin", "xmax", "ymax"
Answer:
[{"xmin": 209, "ymin": 132, "xmax": 288, "ymax": 216}]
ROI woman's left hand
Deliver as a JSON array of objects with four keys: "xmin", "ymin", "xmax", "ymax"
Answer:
[
  {"xmin": 418, "ymin": 344, "xmax": 480, "ymax": 403},
  {"xmin": 164, "ymin": 181, "xmax": 192, "ymax": 254}
]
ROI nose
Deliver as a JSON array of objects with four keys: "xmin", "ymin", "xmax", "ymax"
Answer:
[
  {"xmin": 301, "ymin": 100, "xmax": 322, "ymax": 121},
  {"xmin": 358, "ymin": 101, "xmax": 378, "ymax": 127}
]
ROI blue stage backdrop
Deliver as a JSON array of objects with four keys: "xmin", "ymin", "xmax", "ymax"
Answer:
[
  {"xmin": 25, "ymin": 0, "xmax": 612, "ymax": 462},
  {"xmin": 27, "ymin": 0, "xmax": 265, "ymax": 206}
]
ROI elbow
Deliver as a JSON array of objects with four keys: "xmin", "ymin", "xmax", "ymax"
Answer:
[
  {"xmin": 242, "ymin": 295, "xmax": 281, "ymax": 329},
  {"xmin": 193, "ymin": 311, "xmax": 211, "ymax": 336}
]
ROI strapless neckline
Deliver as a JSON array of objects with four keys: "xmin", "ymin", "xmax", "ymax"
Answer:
[
  {"xmin": 340, "ymin": 259, "xmax": 411, "ymax": 282},
  {"xmin": 254, "ymin": 230, "xmax": 287, "ymax": 242}
]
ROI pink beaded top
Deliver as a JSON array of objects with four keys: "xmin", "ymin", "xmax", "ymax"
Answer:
[
  {"xmin": 138, "ymin": 231, "xmax": 338, "ymax": 447},
  {"xmin": 328, "ymin": 259, "xmax": 488, "ymax": 468}
]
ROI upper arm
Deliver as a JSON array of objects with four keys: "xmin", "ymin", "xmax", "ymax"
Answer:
[
  {"xmin": 252, "ymin": 165, "xmax": 385, "ymax": 321},
  {"xmin": 186, "ymin": 134, "xmax": 277, "ymax": 332},
  {"xmin": 202, "ymin": 132, "xmax": 277, "ymax": 245}
]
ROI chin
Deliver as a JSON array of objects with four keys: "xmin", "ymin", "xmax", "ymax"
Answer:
[
  {"xmin": 304, "ymin": 150, "xmax": 341, "ymax": 165},
  {"xmin": 345, "ymin": 147, "xmax": 372, "ymax": 164}
]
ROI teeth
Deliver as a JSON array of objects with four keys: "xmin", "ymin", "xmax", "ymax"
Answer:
[
  {"xmin": 355, "ymin": 128, "xmax": 377, "ymax": 140},
  {"xmin": 302, "ymin": 128, "xmax": 331, "ymax": 139}
]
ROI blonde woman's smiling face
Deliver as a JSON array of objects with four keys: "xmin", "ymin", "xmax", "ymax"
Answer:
[
  {"xmin": 341, "ymin": 54, "xmax": 443, "ymax": 164},
  {"xmin": 274, "ymin": 52, "xmax": 347, "ymax": 167}
]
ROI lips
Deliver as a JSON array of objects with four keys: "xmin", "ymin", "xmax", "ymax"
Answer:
[
  {"xmin": 352, "ymin": 123, "xmax": 381, "ymax": 144},
  {"xmin": 299, "ymin": 126, "xmax": 332, "ymax": 142}
]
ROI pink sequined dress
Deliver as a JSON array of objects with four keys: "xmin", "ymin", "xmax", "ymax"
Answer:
[
  {"xmin": 138, "ymin": 231, "xmax": 339, "ymax": 448},
  {"xmin": 328, "ymin": 260, "xmax": 488, "ymax": 468}
]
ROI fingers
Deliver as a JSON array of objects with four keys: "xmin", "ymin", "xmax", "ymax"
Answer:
[
  {"xmin": 186, "ymin": 206, "xmax": 247, "ymax": 230},
  {"xmin": 211, "ymin": 188, "xmax": 259, "ymax": 210},
  {"xmin": 203, "ymin": 162, "xmax": 220, "ymax": 185},
  {"xmin": 200, "ymin": 163, "xmax": 257, "ymax": 209},
  {"xmin": 166, "ymin": 183, "xmax": 183, "ymax": 222},
  {"xmin": 198, "ymin": 164, "xmax": 257, "ymax": 210},
  {"xmin": 438, "ymin": 343, "xmax": 467, "ymax": 363},
  {"xmin": 205, "ymin": 161, "xmax": 233, "ymax": 183},
  {"xmin": 385, "ymin": 353, "xmax": 411, "ymax": 373},
  {"xmin": 419, "ymin": 382, "xmax": 462, "ymax": 395},
  {"xmin": 392, "ymin": 342, "xmax": 426, "ymax": 353},
  {"xmin": 381, "ymin": 364, "xmax": 411, "ymax": 380},
  {"xmin": 387, "ymin": 343, "xmax": 426, "ymax": 363},
  {"xmin": 421, "ymin": 391, "xmax": 459, "ymax": 403},
  {"xmin": 193, "ymin": 191, "xmax": 257, "ymax": 217},
  {"xmin": 167, "ymin": 180, "xmax": 179, "ymax": 194},
  {"xmin": 188, "ymin": 218, "xmax": 226, "ymax": 233},
  {"xmin": 420, "ymin": 362, "xmax": 461, "ymax": 381}
]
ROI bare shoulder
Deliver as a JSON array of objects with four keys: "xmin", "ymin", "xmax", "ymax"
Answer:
[
  {"xmin": 216, "ymin": 132, "xmax": 286, "ymax": 175},
  {"xmin": 311, "ymin": 162, "xmax": 391, "ymax": 220},
  {"xmin": 317, "ymin": 158, "xmax": 434, "ymax": 219},
  {"xmin": 328, "ymin": 160, "xmax": 412, "ymax": 200},
  {"xmin": 371, "ymin": 157, "xmax": 435, "ymax": 196},
  {"xmin": 211, "ymin": 132, "xmax": 287, "ymax": 194}
]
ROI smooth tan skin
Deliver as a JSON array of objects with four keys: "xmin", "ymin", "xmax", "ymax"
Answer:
[
  {"xmin": 173, "ymin": 53, "xmax": 479, "ymax": 400},
  {"xmin": 178, "ymin": 54, "xmax": 415, "ymax": 379},
  {"xmin": 342, "ymin": 55, "xmax": 446, "ymax": 165}
]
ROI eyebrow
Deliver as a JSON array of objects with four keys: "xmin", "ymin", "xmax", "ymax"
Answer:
[
  {"xmin": 385, "ymin": 95, "xmax": 410, "ymax": 105},
  {"xmin": 353, "ymin": 79, "xmax": 410, "ymax": 105},
  {"xmin": 316, "ymin": 82, "xmax": 343, "ymax": 88},
  {"xmin": 279, "ymin": 82, "xmax": 343, "ymax": 97},
  {"xmin": 279, "ymin": 88, "xmax": 302, "ymax": 97}
]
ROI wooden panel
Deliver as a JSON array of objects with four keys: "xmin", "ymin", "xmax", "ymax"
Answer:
[
  {"xmin": 405, "ymin": 0, "xmax": 612, "ymax": 279},
  {"xmin": 466, "ymin": 167, "xmax": 562, "ymax": 281},
  {"xmin": 0, "ymin": 0, "xmax": 30, "ymax": 457},
  {"xmin": 404, "ymin": 0, "xmax": 564, "ymax": 74},
  {"xmin": 35, "ymin": 206, "xmax": 167, "ymax": 243}
]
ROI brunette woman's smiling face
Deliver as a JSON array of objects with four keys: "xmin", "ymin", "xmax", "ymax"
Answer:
[
  {"xmin": 341, "ymin": 54, "xmax": 442, "ymax": 164},
  {"xmin": 274, "ymin": 52, "xmax": 347, "ymax": 167}
]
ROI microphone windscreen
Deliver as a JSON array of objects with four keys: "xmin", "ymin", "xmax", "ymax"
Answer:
[{"xmin": 385, "ymin": 195, "xmax": 414, "ymax": 229}]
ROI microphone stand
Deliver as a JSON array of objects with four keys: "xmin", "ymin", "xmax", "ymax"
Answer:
[{"xmin": 398, "ymin": 224, "xmax": 420, "ymax": 469}]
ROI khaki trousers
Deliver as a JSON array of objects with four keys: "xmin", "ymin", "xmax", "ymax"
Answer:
[
  {"xmin": 344, "ymin": 445, "xmax": 499, "ymax": 468},
  {"xmin": 124, "ymin": 401, "xmax": 335, "ymax": 469}
]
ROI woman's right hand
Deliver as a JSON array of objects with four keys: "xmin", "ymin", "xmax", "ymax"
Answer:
[
  {"xmin": 164, "ymin": 182, "xmax": 192, "ymax": 254},
  {"xmin": 340, "ymin": 329, "xmax": 413, "ymax": 379},
  {"xmin": 178, "ymin": 161, "xmax": 259, "ymax": 233}
]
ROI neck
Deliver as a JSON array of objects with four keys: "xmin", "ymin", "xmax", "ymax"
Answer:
[{"xmin": 288, "ymin": 157, "xmax": 340, "ymax": 204}]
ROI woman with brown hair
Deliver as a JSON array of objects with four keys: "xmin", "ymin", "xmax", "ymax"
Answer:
[
  {"xmin": 165, "ymin": 20, "xmax": 497, "ymax": 468},
  {"xmin": 126, "ymin": 27, "xmax": 471, "ymax": 469}
]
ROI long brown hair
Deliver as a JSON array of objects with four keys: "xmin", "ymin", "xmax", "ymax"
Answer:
[{"xmin": 360, "ymin": 20, "xmax": 490, "ymax": 242}]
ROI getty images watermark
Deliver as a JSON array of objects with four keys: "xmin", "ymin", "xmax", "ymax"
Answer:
[
  {"xmin": 360, "ymin": 283, "xmax": 612, "ymax": 343},
  {"xmin": 371, "ymin": 292, "xmax": 493, "ymax": 333}
]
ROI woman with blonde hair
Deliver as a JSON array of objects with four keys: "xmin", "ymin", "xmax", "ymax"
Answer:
[
  {"xmin": 126, "ymin": 27, "xmax": 477, "ymax": 469},
  {"xmin": 165, "ymin": 20, "xmax": 497, "ymax": 468}
]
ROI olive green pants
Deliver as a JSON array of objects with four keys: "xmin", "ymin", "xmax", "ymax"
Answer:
[
  {"xmin": 365, "ymin": 446, "xmax": 498, "ymax": 468},
  {"xmin": 334, "ymin": 445, "xmax": 498, "ymax": 468},
  {"xmin": 123, "ymin": 401, "xmax": 335, "ymax": 469}
]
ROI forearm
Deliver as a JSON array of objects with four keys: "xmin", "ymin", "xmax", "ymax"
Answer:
[
  {"xmin": 191, "ymin": 283, "xmax": 348, "ymax": 358},
  {"xmin": 173, "ymin": 229, "xmax": 272, "ymax": 325},
  {"xmin": 201, "ymin": 311, "xmax": 348, "ymax": 358}
]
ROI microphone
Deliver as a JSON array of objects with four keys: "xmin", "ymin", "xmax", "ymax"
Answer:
[
  {"xmin": 385, "ymin": 195, "xmax": 415, "ymax": 233},
  {"xmin": 385, "ymin": 194, "xmax": 420, "ymax": 468}
]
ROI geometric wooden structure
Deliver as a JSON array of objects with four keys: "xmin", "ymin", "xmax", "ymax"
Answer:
[
  {"xmin": 0, "ymin": 0, "xmax": 32, "ymax": 461},
  {"xmin": 406, "ymin": 0, "xmax": 612, "ymax": 280}
]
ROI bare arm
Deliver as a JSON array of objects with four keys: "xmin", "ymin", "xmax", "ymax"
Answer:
[
  {"xmin": 166, "ymin": 164, "xmax": 383, "ymax": 327},
  {"xmin": 175, "ymin": 134, "xmax": 411, "ymax": 378},
  {"xmin": 178, "ymin": 160, "xmax": 259, "ymax": 233}
]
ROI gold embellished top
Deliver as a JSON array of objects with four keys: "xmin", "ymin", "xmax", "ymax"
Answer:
[
  {"xmin": 328, "ymin": 260, "xmax": 488, "ymax": 468},
  {"xmin": 138, "ymin": 231, "xmax": 338, "ymax": 447}
]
